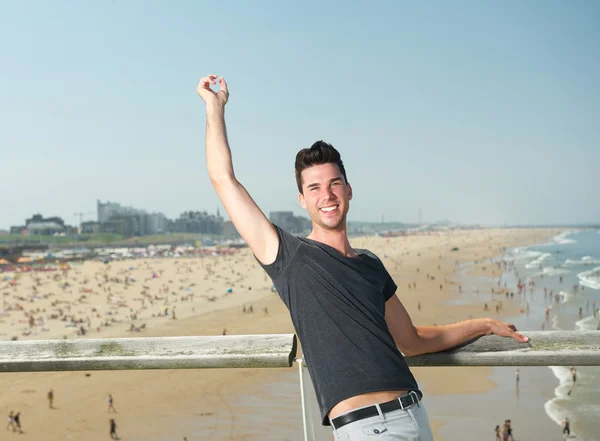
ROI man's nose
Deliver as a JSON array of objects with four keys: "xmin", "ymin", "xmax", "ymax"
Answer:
[{"xmin": 323, "ymin": 187, "xmax": 336, "ymax": 199}]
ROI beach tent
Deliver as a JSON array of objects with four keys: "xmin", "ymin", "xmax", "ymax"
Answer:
[{"xmin": 0, "ymin": 258, "xmax": 10, "ymax": 265}]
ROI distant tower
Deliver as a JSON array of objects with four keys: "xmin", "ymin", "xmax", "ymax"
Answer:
[
  {"xmin": 418, "ymin": 208, "xmax": 423, "ymax": 225},
  {"xmin": 217, "ymin": 206, "xmax": 221, "ymax": 217}
]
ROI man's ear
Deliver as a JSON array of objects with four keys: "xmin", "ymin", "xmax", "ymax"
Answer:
[
  {"xmin": 347, "ymin": 183, "xmax": 353, "ymax": 201},
  {"xmin": 298, "ymin": 192, "xmax": 307, "ymax": 209}
]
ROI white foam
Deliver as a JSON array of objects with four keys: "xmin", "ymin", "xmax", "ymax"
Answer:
[
  {"xmin": 532, "ymin": 267, "xmax": 571, "ymax": 277},
  {"xmin": 548, "ymin": 366, "xmax": 574, "ymax": 397},
  {"xmin": 565, "ymin": 257, "xmax": 600, "ymax": 266},
  {"xmin": 578, "ymin": 266, "xmax": 600, "ymax": 290},
  {"xmin": 512, "ymin": 248, "xmax": 544, "ymax": 261},
  {"xmin": 558, "ymin": 290, "xmax": 575, "ymax": 303},
  {"xmin": 575, "ymin": 315, "xmax": 600, "ymax": 331},
  {"xmin": 553, "ymin": 231, "xmax": 577, "ymax": 245},
  {"xmin": 525, "ymin": 252, "xmax": 552, "ymax": 269},
  {"xmin": 544, "ymin": 398, "xmax": 569, "ymax": 428}
]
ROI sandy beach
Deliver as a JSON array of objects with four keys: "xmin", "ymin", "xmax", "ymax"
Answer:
[{"xmin": 0, "ymin": 227, "xmax": 562, "ymax": 441}]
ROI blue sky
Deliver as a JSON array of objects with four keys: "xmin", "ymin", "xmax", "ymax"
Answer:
[{"xmin": 1, "ymin": 1, "xmax": 598, "ymax": 229}]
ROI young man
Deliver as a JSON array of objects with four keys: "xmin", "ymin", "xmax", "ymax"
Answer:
[{"xmin": 197, "ymin": 74, "xmax": 529, "ymax": 440}]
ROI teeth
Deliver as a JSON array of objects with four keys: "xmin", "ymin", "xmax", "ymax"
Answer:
[{"xmin": 321, "ymin": 206, "xmax": 337, "ymax": 212}]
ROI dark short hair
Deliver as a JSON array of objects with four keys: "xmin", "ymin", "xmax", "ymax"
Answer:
[{"xmin": 295, "ymin": 141, "xmax": 348, "ymax": 194}]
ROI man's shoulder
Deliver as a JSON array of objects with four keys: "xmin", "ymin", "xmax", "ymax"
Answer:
[{"xmin": 357, "ymin": 248, "xmax": 380, "ymax": 261}]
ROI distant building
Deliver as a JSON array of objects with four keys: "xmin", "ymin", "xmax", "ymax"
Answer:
[
  {"xmin": 101, "ymin": 216, "xmax": 135, "ymax": 236},
  {"xmin": 25, "ymin": 214, "xmax": 66, "ymax": 236},
  {"xmin": 172, "ymin": 210, "xmax": 223, "ymax": 235},
  {"xmin": 97, "ymin": 200, "xmax": 169, "ymax": 237},
  {"xmin": 8, "ymin": 214, "xmax": 75, "ymax": 236},
  {"xmin": 97, "ymin": 200, "xmax": 140, "ymax": 223},
  {"xmin": 10, "ymin": 226, "xmax": 26, "ymax": 235},
  {"xmin": 269, "ymin": 211, "xmax": 311, "ymax": 234},
  {"xmin": 81, "ymin": 221, "xmax": 101, "ymax": 234},
  {"xmin": 146, "ymin": 212, "xmax": 168, "ymax": 235}
]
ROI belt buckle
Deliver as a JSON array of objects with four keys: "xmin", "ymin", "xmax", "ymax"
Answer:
[
  {"xmin": 409, "ymin": 390, "xmax": 420, "ymax": 407},
  {"xmin": 398, "ymin": 391, "xmax": 418, "ymax": 410}
]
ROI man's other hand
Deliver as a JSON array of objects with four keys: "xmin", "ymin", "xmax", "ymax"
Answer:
[
  {"xmin": 197, "ymin": 74, "xmax": 229, "ymax": 107},
  {"xmin": 486, "ymin": 318, "xmax": 529, "ymax": 343}
]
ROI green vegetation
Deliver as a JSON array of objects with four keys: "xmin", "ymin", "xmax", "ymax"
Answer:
[{"xmin": 0, "ymin": 232, "xmax": 221, "ymax": 249}]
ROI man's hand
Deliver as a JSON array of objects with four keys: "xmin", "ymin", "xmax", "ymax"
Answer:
[
  {"xmin": 197, "ymin": 74, "xmax": 229, "ymax": 107},
  {"xmin": 486, "ymin": 318, "xmax": 529, "ymax": 343}
]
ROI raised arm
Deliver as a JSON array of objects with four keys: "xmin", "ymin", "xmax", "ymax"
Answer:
[{"xmin": 197, "ymin": 75, "xmax": 278, "ymax": 265}]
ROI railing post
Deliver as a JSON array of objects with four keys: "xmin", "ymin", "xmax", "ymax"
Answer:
[{"xmin": 297, "ymin": 358, "xmax": 316, "ymax": 441}]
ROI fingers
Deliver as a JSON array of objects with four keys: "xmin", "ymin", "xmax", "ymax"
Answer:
[
  {"xmin": 511, "ymin": 328, "xmax": 529, "ymax": 343},
  {"xmin": 505, "ymin": 323, "xmax": 528, "ymax": 342},
  {"xmin": 199, "ymin": 74, "xmax": 218, "ymax": 88},
  {"xmin": 219, "ymin": 77, "xmax": 228, "ymax": 93}
]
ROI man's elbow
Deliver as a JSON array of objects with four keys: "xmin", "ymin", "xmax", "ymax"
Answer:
[
  {"xmin": 209, "ymin": 172, "xmax": 236, "ymax": 189},
  {"xmin": 400, "ymin": 347, "xmax": 427, "ymax": 358},
  {"xmin": 397, "ymin": 339, "xmax": 427, "ymax": 358},
  {"xmin": 395, "ymin": 327, "xmax": 429, "ymax": 357}
]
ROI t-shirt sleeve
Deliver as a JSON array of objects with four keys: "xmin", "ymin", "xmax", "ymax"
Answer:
[
  {"xmin": 382, "ymin": 264, "xmax": 398, "ymax": 301},
  {"xmin": 256, "ymin": 224, "xmax": 302, "ymax": 281}
]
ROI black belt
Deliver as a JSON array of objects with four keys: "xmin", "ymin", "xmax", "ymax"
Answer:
[{"xmin": 331, "ymin": 390, "xmax": 423, "ymax": 430}]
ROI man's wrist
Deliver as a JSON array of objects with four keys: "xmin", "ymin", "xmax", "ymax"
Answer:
[
  {"xmin": 479, "ymin": 317, "xmax": 493, "ymax": 335},
  {"xmin": 206, "ymin": 101, "xmax": 225, "ymax": 115}
]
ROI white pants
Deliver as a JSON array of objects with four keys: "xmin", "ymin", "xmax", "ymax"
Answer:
[{"xmin": 331, "ymin": 399, "xmax": 434, "ymax": 441}]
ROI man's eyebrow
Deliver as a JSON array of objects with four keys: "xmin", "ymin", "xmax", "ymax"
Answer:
[{"xmin": 306, "ymin": 177, "xmax": 343, "ymax": 189}]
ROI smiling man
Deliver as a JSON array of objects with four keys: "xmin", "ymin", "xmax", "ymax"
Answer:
[{"xmin": 197, "ymin": 74, "xmax": 529, "ymax": 441}]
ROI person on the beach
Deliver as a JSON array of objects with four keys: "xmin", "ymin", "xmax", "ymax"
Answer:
[
  {"xmin": 6, "ymin": 411, "xmax": 16, "ymax": 432},
  {"xmin": 506, "ymin": 419, "xmax": 514, "ymax": 441},
  {"xmin": 198, "ymin": 74, "xmax": 529, "ymax": 439},
  {"xmin": 515, "ymin": 368, "xmax": 520, "ymax": 387},
  {"xmin": 502, "ymin": 420, "xmax": 509, "ymax": 441},
  {"xmin": 562, "ymin": 417, "xmax": 570, "ymax": 437},
  {"xmin": 13, "ymin": 411, "xmax": 22, "ymax": 433},
  {"xmin": 109, "ymin": 419, "xmax": 118, "ymax": 439},
  {"xmin": 47, "ymin": 389, "xmax": 54, "ymax": 409},
  {"xmin": 494, "ymin": 424, "xmax": 501, "ymax": 441},
  {"xmin": 108, "ymin": 394, "xmax": 117, "ymax": 413}
]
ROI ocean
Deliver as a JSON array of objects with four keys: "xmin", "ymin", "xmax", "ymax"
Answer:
[{"xmin": 507, "ymin": 229, "xmax": 600, "ymax": 440}]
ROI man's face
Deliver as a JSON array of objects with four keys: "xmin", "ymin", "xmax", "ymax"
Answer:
[{"xmin": 298, "ymin": 163, "xmax": 352, "ymax": 231}]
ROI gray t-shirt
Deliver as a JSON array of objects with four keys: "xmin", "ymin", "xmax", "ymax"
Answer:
[{"xmin": 258, "ymin": 225, "xmax": 419, "ymax": 425}]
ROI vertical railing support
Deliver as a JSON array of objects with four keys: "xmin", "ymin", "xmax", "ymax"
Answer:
[{"xmin": 297, "ymin": 358, "xmax": 316, "ymax": 441}]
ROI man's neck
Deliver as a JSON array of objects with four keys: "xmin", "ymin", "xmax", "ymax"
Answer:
[{"xmin": 307, "ymin": 224, "xmax": 356, "ymax": 257}]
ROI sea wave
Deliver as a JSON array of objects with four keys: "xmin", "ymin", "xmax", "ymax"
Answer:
[
  {"xmin": 553, "ymin": 231, "xmax": 577, "ymax": 245},
  {"xmin": 531, "ymin": 267, "xmax": 571, "ymax": 277},
  {"xmin": 525, "ymin": 252, "xmax": 552, "ymax": 269},
  {"xmin": 565, "ymin": 256, "xmax": 600, "ymax": 266},
  {"xmin": 511, "ymin": 248, "xmax": 545, "ymax": 261},
  {"xmin": 575, "ymin": 315, "xmax": 599, "ymax": 331},
  {"xmin": 578, "ymin": 266, "xmax": 600, "ymax": 290},
  {"xmin": 558, "ymin": 290, "xmax": 575, "ymax": 303},
  {"xmin": 548, "ymin": 366, "xmax": 575, "ymax": 398},
  {"xmin": 544, "ymin": 365, "xmax": 576, "ymax": 428}
]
